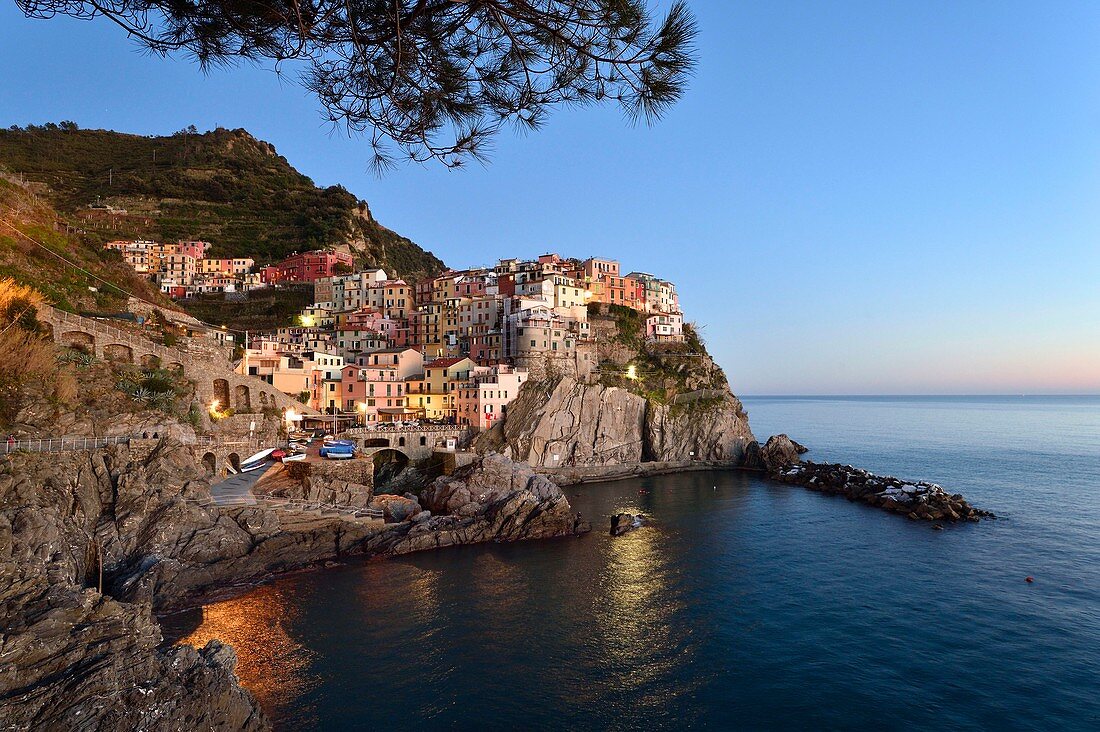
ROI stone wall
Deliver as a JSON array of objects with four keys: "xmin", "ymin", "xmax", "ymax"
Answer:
[{"xmin": 514, "ymin": 340, "xmax": 596, "ymax": 383}]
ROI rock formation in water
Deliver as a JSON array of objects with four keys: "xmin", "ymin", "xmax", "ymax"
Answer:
[
  {"xmin": 743, "ymin": 433, "xmax": 993, "ymax": 522},
  {"xmin": 743, "ymin": 433, "xmax": 805, "ymax": 473},
  {"xmin": 772, "ymin": 462, "xmax": 994, "ymax": 522}
]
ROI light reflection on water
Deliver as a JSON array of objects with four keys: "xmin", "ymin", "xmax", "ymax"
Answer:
[
  {"xmin": 174, "ymin": 584, "xmax": 319, "ymax": 726},
  {"xmin": 173, "ymin": 396, "xmax": 1100, "ymax": 730}
]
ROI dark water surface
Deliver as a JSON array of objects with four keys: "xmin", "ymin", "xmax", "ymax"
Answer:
[{"xmin": 178, "ymin": 396, "xmax": 1100, "ymax": 730}]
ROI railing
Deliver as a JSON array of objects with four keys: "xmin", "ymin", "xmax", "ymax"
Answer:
[
  {"xmin": 193, "ymin": 435, "xmax": 264, "ymax": 449},
  {"xmin": 1, "ymin": 434, "xmax": 265, "ymax": 455},
  {"xmin": 344, "ymin": 425, "xmax": 467, "ymax": 436},
  {"xmin": 1, "ymin": 436, "xmax": 133, "ymax": 454}
]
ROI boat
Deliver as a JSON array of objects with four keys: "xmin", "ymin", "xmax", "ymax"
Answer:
[
  {"xmin": 320, "ymin": 441, "xmax": 356, "ymax": 459},
  {"xmin": 238, "ymin": 447, "xmax": 276, "ymax": 473},
  {"xmin": 281, "ymin": 451, "xmax": 307, "ymax": 463}
]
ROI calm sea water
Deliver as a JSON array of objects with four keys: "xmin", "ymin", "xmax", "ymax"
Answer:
[{"xmin": 177, "ymin": 396, "xmax": 1100, "ymax": 730}]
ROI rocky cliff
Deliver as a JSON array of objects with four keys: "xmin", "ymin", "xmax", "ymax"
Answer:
[
  {"xmin": 0, "ymin": 443, "xmax": 268, "ymax": 729},
  {"xmin": 477, "ymin": 375, "xmax": 754, "ymax": 469},
  {"xmin": 475, "ymin": 304, "xmax": 756, "ymax": 469},
  {"xmin": 0, "ymin": 442, "xmax": 586, "ymax": 728}
]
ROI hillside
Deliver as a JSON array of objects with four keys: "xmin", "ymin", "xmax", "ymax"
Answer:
[
  {"xmin": 0, "ymin": 124, "xmax": 446, "ymax": 281},
  {"xmin": 0, "ymin": 172, "xmax": 171, "ymax": 313}
]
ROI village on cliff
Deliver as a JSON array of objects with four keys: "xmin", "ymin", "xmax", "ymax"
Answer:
[{"xmin": 105, "ymin": 241, "xmax": 686, "ymax": 429}]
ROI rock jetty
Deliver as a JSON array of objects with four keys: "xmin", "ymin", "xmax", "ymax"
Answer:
[
  {"xmin": 746, "ymin": 434, "xmax": 993, "ymax": 522},
  {"xmin": 772, "ymin": 462, "xmax": 994, "ymax": 522}
]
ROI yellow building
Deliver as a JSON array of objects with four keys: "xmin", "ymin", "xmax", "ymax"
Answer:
[{"xmin": 407, "ymin": 356, "xmax": 476, "ymax": 421}]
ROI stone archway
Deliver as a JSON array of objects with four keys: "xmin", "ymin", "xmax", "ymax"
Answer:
[
  {"xmin": 213, "ymin": 379, "xmax": 230, "ymax": 410},
  {"xmin": 372, "ymin": 448, "xmax": 409, "ymax": 486},
  {"xmin": 140, "ymin": 353, "xmax": 161, "ymax": 369},
  {"xmin": 201, "ymin": 452, "xmax": 217, "ymax": 475},
  {"xmin": 227, "ymin": 453, "xmax": 241, "ymax": 473},
  {"xmin": 103, "ymin": 343, "xmax": 133, "ymax": 363},
  {"xmin": 61, "ymin": 330, "xmax": 95, "ymax": 353},
  {"xmin": 234, "ymin": 384, "xmax": 251, "ymax": 411},
  {"xmin": 167, "ymin": 362, "xmax": 185, "ymax": 374}
]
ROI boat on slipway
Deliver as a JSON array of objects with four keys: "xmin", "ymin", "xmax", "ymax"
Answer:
[{"xmin": 238, "ymin": 447, "xmax": 276, "ymax": 473}]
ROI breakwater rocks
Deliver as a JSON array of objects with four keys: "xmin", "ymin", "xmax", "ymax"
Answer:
[{"xmin": 771, "ymin": 462, "xmax": 994, "ymax": 522}]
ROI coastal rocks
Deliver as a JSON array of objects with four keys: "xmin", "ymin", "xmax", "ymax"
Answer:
[
  {"xmin": 744, "ymin": 434, "xmax": 804, "ymax": 472},
  {"xmin": 770, "ymin": 462, "xmax": 994, "ymax": 522},
  {"xmin": 0, "ymin": 456, "xmax": 268, "ymax": 731},
  {"xmin": 369, "ymin": 493, "xmax": 422, "ymax": 523},
  {"xmin": 409, "ymin": 452, "xmax": 591, "ymax": 548},
  {"xmin": 0, "ymin": 439, "xmax": 595, "ymax": 728},
  {"xmin": 610, "ymin": 513, "xmax": 646, "ymax": 536},
  {"xmin": 261, "ymin": 459, "xmax": 374, "ymax": 508}
]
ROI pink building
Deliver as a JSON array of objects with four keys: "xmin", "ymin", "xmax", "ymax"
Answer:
[
  {"xmin": 645, "ymin": 313, "xmax": 684, "ymax": 342},
  {"xmin": 341, "ymin": 363, "xmax": 412, "ymax": 423},
  {"xmin": 173, "ymin": 241, "xmax": 211, "ymax": 260},
  {"xmin": 456, "ymin": 364, "xmax": 529, "ymax": 430}
]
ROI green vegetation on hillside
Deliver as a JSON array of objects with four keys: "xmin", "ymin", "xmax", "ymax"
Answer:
[
  {"xmin": 590, "ymin": 302, "xmax": 727, "ymax": 404},
  {"xmin": 182, "ymin": 285, "xmax": 314, "ymax": 332},
  {"xmin": 0, "ymin": 125, "xmax": 446, "ymax": 281},
  {"xmin": 0, "ymin": 175, "xmax": 170, "ymax": 313}
]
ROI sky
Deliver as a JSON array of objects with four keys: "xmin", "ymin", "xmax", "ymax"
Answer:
[{"xmin": 2, "ymin": 1, "xmax": 1099, "ymax": 395}]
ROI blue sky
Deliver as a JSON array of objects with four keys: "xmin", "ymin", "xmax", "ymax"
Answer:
[{"xmin": 2, "ymin": 2, "xmax": 1099, "ymax": 394}]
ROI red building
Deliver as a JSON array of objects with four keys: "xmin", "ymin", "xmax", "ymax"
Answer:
[{"xmin": 260, "ymin": 250, "xmax": 354, "ymax": 283}]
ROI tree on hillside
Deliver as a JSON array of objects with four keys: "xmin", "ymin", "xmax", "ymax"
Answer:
[{"xmin": 15, "ymin": 0, "xmax": 697, "ymax": 169}]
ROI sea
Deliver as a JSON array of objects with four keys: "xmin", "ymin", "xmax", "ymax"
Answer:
[{"xmin": 174, "ymin": 395, "xmax": 1100, "ymax": 730}]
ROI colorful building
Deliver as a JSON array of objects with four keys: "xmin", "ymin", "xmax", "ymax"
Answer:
[{"xmin": 260, "ymin": 250, "xmax": 354, "ymax": 284}]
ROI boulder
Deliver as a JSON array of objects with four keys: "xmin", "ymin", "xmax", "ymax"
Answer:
[
  {"xmin": 761, "ymin": 434, "xmax": 802, "ymax": 472},
  {"xmin": 369, "ymin": 494, "xmax": 422, "ymax": 523}
]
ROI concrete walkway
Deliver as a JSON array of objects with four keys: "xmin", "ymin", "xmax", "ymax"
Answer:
[{"xmin": 209, "ymin": 462, "xmax": 279, "ymax": 505}]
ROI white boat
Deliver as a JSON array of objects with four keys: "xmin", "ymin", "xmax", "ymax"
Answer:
[
  {"xmin": 281, "ymin": 452, "xmax": 307, "ymax": 463},
  {"xmin": 239, "ymin": 447, "xmax": 276, "ymax": 472}
]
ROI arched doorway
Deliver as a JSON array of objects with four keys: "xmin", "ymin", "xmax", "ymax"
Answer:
[
  {"xmin": 140, "ymin": 353, "xmax": 161, "ymax": 369},
  {"xmin": 213, "ymin": 379, "xmax": 230, "ymax": 410},
  {"xmin": 61, "ymin": 330, "xmax": 95, "ymax": 353},
  {"xmin": 372, "ymin": 449, "xmax": 409, "ymax": 487},
  {"xmin": 227, "ymin": 453, "xmax": 241, "ymax": 473},
  {"xmin": 234, "ymin": 384, "xmax": 251, "ymax": 411},
  {"xmin": 201, "ymin": 452, "xmax": 217, "ymax": 475},
  {"xmin": 103, "ymin": 343, "xmax": 133, "ymax": 363}
]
